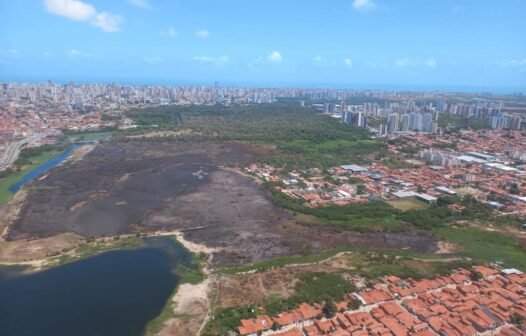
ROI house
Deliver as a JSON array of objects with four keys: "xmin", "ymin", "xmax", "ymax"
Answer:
[
  {"xmin": 340, "ymin": 164, "xmax": 368, "ymax": 173},
  {"xmin": 435, "ymin": 186, "xmax": 457, "ymax": 196},
  {"xmin": 416, "ymin": 193, "xmax": 438, "ymax": 204}
]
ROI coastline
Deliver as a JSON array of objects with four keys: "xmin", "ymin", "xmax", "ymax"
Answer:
[
  {"xmin": 0, "ymin": 228, "xmax": 217, "ymax": 336},
  {"xmin": 154, "ymin": 231, "xmax": 216, "ymax": 336}
]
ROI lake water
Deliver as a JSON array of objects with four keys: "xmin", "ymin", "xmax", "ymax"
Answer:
[
  {"xmin": 9, "ymin": 143, "xmax": 83, "ymax": 193},
  {"xmin": 0, "ymin": 237, "xmax": 193, "ymax": 336}
]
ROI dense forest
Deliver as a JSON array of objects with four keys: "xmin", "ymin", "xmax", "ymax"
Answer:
[
  {"xmin": 125, "ymin": 102, "xmax": 371, "ymax": 141},
  {"xmin": 124, "ymin": 103, "xmax": 383, "ymax": 169}
]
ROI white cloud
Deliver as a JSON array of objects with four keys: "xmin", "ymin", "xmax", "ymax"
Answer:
[
  {"xmin": 312, "ymin": 56, "xmax": 336, "ymax": 67},
  {"xmin": 343, "ymin": 58, "xmax": 353, "ymax": 68},
  {"xmin": 193, "ymin": 56, "xmax": 214, "ymax": 63},
  {"xmin": 162, "ymin": 27, "xmax": 177, "ymax": 37},
  {"xmin": 128, "ymin": 0, "xmax": 151, "ymax": 9},
  {"xmin": 425, "ymin": 58, "xmax": 437, "ymax": 67},
  {"xmin": 497, "ymin": 59, "xmax": 526, "ymax": 72},
  {"xmin": 68, "ymin": 49, "xmax": 82, "ymax": 57},
  {"xmin": 497, "ymin": 59, "xmax": 526, "ymax": 67},
  {"xmin": 91, "ymin": 12, "xmax": 122, "ymax": 32},
  {"xmin": 143, "ymin": 56, "xmax": 164, "ymax": 64},
  {"xmin": 394, "ymin": 57, "xmax": 411, "ymax": 67},
  {"xmin": 218, "ymin": 55, "xmax": 230, "ymax": 64},
  {"xmin": 193, "ymin": 55, "xmax": 230, "ymax": 65},
  {"xmin": 352, "ymin": 0, "xmax": 376, "ymax": 12},
  {"xmin": 0, "ymin": 49, "xmax": 24, "ymax": 59},
  {"xmin": 44, "ymin": 0, "xmax": 95, "ymax": 21},
  {"xmin": 267, "ymin": 51, "xmax": 283, "ymax": 63},
  {"xmin": 66, "ymin": 49, "xmax": 96, "ymax": 58},
  {"xmin": 195, "ymin": 29, "xmax": 209, "ymax": 38},
  {"xmin": 44, "ymin": 0, "xmax": 122, "ymax": 32},
  {"xmin": 364, "ymin": 58, "xmax": 389, "ymax": 69},
  {"xmin": 8, "ymin": 49, "xmax": 21, "ymax": 56}
]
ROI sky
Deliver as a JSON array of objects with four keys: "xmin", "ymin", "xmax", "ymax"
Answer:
[{"xmin": 1, "ymin": 0, "xmax": 525, "ymax": 91}]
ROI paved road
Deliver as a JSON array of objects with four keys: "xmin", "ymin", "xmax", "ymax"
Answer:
[{"xmin": 0, "ymin": 133, "xmax": 54, "ymax": 172}]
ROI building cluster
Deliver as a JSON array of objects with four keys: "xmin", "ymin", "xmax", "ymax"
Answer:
[
  {"xmin": 313, "ymin": 98, "xmax": 523, "ymax": 134},
  {"xmin": 0, "ymin": 82, "xmax": 281, "ymax": 106},
  {"xmin": 0, "ymin": 95, "xmax": 114, "ymax": 170},
  {"xmin": 0, "ymin": 81, "xmax": 275, "ymax": 166},
  {"xmin": 247, "ymin": 128, "xmax": 526, "ymax": 216},
  {"xmin": 245, "ymin": 164, "xmax": 370, "ymax": 208},
  {"xmin": 381, "ymin": 110, "xmax": 438, "ymax": 136},
  {"xmin": 399, "ymin": 130, "xmax": 526, "ymax": 215},
  {"xmin": 237, "ymin": 266, "xmax": 526, "ymax": 336},
  {"xmin": 440, "ymin": 101, "xmax": 522, "ymax": 131}
]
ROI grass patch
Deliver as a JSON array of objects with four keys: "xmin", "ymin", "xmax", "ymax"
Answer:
[
  {"xmin": 346, "ymin": 252, "xmax": 472, "ymax": 279},
  {"xmin": 217, "ymin": 246, "xmax": 354, "ymax": 274},
  {"xmin": 264, "ymin": 138, "xmax": 383, "ymax": 170},
  {"xmin": 202, "ymin": 305, "xmax": 259, "ymax": 336},
  {"xmin": 389, "ymin": 198, "xmax": 430, "ymax": 211},
  {"xmin": 207, "ymin": 255, "xmax": 470, "ymax": 335},
  {"xmin": 203, "ymin": 272, "xmax": 356, "ymax": 335},
  {"xmin": 382, "ymin": 156, "xmax": 416, "ymax": 169},
  {"xmin": 65, "ymin": 131, "xmax": 112, "ymax": 142},
  {"xmin": 218, "ymin": 245, "xmax": 445, "ymax": 275},
  {"xmin": 0, "ymin": 150, "xmax": 61, "ymax": 204},
  {"xmin": 436, "ymin": 227, "xmax": 526, "ymax": 271},
  {"xmin": 264, "ymin": 182, "xmax": 400, "ymax": 230},
  {"xmin": 176, "ymin": 252, "xmax": 205, "ymax": 284},
  {"xmin": 264, "ymin": 272, "xmax": 356, "ymax": 315},
  {"xmin": 44, "ymin": 236, "xmax": 146, "ymax": 268}
]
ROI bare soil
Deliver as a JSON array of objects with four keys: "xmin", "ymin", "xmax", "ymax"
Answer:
[
  {"xmin": 6, "ymin": 140, "xmax": 438, "ymax": 267},
  {"xmin": 213, "ymin": 254, "xmax": 353, "ymax": 308},
  {"xmin": 0, "ymin": 233, "xmax": 83, "ymax": 263}
]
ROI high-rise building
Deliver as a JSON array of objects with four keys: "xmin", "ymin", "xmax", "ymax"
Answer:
[
  {"xmin": 400, "ymin": 114, "xmax": 409, "ymax": 132},
  {"xmin": 508, "ymin": 116, "xmax": 522, "ymax": 130},
  {"xmin": 387, "ymin": 113, "xmax": 399, "ymax": 133},
  {"xmin": 422, "ymin": 113, "xmax": 433, "ymax": 132}
]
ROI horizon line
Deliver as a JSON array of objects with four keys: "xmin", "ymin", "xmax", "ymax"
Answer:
[{"xmin": 2, "ymin": 76, "xmax": 525, "ymax": 95}]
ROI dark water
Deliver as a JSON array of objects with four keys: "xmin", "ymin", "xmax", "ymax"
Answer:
[
  {"xmin": 0, "ymin": 237, "xmax": 194, "ymax": 336},
  {"xmin": 9, "ymin": 144, "xmax": 83, "ymax": 193}
]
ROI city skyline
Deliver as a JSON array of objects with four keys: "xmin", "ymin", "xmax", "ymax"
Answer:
[{"xmin": 1, "ymin": 0, "xmax": 526, "ymax": 92}]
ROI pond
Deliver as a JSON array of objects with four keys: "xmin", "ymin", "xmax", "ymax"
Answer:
[{"xmin": 0, "ymin": 237, "xmax": 194, "ymax": 336}]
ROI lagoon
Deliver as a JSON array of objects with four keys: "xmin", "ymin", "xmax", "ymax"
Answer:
[{"xmin": 0, "ymin": 237, "xmax": 192, "ymax": 336}]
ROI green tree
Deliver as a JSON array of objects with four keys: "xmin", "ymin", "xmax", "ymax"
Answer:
[
  {"xmin": 356, "ymin": 184, "xmax": 366, "ymax": 195},
  {"xmin": 322, "ymin": 300, "xmax": 336, "ymax": 318},
  {"xmin": 470, "ymin": 270, "xmax": 483, "ymax": 282},
  {"xmin": 510, "ymin": 312, "xmax": 525, "ymax": 327},
  {"xmin": 347, "ymin": 299, "xmax": 360, "ymax": 310}
]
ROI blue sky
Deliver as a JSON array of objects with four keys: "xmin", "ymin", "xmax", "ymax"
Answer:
[{"xmin": 1, "ymin": 0, "xmax": 525, "ymax": 91}]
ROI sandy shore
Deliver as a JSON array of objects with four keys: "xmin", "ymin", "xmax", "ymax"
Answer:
[
  {"xmin": 71, "ymin": 144, "xmax": 96, "ymax": 161},
  {"xmin": 0, "ymin": 224, "xmax": 217, "ymax": 335},
  {"xmin": 158, "ymin": 277, "xmax": 214, "ymax": 336},
  {"xmin": 157, "ymin": 231, "xmax": 216, "ymax": 336}
]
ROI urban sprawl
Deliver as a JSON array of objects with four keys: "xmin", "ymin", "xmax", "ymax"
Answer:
[
  {"xmin": 1, "ymin": 82, "xmax": 526, "ymax": 219},
  {"xmin": 237, "ymin": 266, "xmax": 525, "ymax": 336},
  {"xmin": 1, "ymin": 82, "xmax": 526, "ymax": 336}
]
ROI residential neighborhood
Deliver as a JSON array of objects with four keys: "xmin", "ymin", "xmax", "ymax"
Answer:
[
  {"xmin": 237, "ymin": 266, "xmax": 526, "ymax": 336},
  {"xmin": 246, "ymin": 129, "xmax": 526, "ymax": 217}
]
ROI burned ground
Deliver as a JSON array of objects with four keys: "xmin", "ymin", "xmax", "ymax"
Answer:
[{"xmin": 8, "ymin": 140, "xmax": 437, "ymax": 267}]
